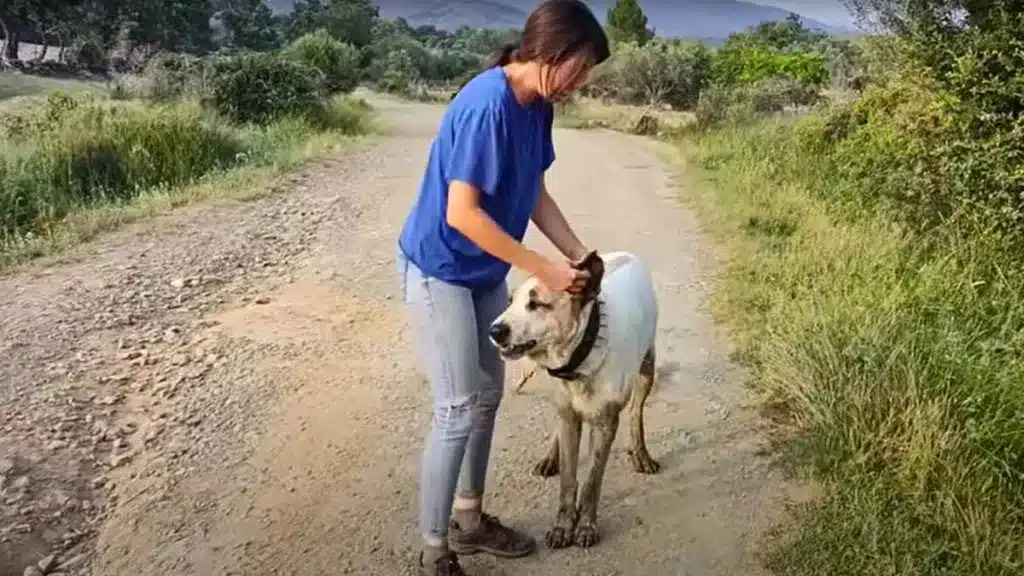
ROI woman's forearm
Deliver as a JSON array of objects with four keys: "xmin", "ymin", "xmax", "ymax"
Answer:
[
  {"xmin": 447, "ymin": 182, "xmax": 549, "ymax": 275},
  {"xmin": 531, "ymin": 182, "xmax": 586, "ymax": 261}
]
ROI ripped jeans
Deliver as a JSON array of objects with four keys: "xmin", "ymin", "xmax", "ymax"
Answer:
[{"xmin": 397, "ymin": 250, "xmax": 507, "ymax": 541}]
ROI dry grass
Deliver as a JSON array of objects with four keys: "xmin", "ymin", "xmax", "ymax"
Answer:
[{"xmin": 556, "ymin": 97, "xmax": 697, "ymax": 135}]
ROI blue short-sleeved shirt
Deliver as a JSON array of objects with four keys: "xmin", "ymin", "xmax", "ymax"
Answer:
[{"xmin": 398, "ymin": 66, "xmax": 555, "ymax": 291}]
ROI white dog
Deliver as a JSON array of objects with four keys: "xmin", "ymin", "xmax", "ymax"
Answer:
[{"xmin": 488, "ymin": 250, "xmax": 660, "ymax": 549}]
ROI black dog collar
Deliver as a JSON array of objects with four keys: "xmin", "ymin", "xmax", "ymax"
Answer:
[{"xmin": 546, "ymin": 300, "xmax": 602, "ymax": 381}]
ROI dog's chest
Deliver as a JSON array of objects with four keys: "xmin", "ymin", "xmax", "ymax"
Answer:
[{"xmin": 557, "ymin": 378, "xmax": 628, "ymax": 421}]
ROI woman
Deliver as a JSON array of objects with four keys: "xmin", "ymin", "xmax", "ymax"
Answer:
[{"xmin": 396, "ymin": 1, "xmax": 611, "ymax": 574}]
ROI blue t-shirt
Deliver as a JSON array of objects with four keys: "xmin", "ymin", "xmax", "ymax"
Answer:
[{"xmin": 398, "ymin": 66, "xmax": 555, "ymax": 291}]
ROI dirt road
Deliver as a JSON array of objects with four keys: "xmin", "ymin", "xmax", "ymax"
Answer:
[{"xmin": 0, "ymin": 97, "xmax": 791, "ymax": 576}]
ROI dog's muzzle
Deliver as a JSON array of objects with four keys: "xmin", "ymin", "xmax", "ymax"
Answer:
[{"xmin": 489, "ymin": 322, "xmax": 536, "ymax": 358}]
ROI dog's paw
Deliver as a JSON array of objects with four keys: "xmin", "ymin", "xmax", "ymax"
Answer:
[
  {"xmin": 532, "ymin": 456, "xmax": 559, "ymax": 477},
  {"xmin": 545, "ymin": 525, "xmax": 575, "ymax": 549},
  {"xmin": 574, "ymin": 521, "xmax": 600, "ymax": 548},
  {"xmin": 628, "ymin": 449, "xmax": 661, "ymax": 475}
]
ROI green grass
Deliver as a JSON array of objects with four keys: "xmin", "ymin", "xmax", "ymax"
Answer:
[
  {"xmin": 0, "ymin": 71, "xmax": 102, "ymax": 103},
  {"xmin": 0, "ymin": 92, "xmax": 375, "ymax": 270},
  {"xmin": 670, "ymin": 117, "xmax": 1024, "ymax": 576}
]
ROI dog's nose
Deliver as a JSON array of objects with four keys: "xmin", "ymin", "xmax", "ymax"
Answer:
[{"xmin": 489, "ymin": 322, "xmax": 510, "ymax": 346}]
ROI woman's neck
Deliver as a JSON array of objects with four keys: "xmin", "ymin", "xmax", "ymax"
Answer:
[{"xmin": 502, "ymin": 62, "xmax": 541, "ymax": 106}]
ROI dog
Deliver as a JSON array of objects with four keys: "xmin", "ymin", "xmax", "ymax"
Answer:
[{"xmin": 488, "ymin": 250, "xmax": 660, "ymax": 549}]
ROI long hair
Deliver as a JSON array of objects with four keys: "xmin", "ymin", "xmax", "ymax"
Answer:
[{"xmin": 451, "ymin": 0, "xmax": 609, "ymax": 99}]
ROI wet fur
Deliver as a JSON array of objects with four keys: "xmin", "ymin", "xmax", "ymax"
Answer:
[{"xmin": 490, "ymin": 251, "xmax": 660, "ymax": 549}]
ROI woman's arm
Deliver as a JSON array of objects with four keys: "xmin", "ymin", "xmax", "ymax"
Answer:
[
  {"xmin": 447, "ymin": 180, "xmax": 550, "ymax": 275},
  {"xmin": 531, "ymin": 179, "xmax": 587, "ymax": 262}
]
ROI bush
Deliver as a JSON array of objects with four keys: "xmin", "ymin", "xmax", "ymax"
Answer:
[
  {"xmin": 375, "ymin": 48, "xmax": 420, "ymax": 95},
  {"xmin": 695, "ymin": 76, "xmax": 821, "ymax": 131},
  {"xmin": 0, "ymin": 97, "xmax": 244, "ymax": 243},
  {"xmin": 63, "ymin": 37, "xmax": 108, "ymax": 72},
  {"xmin": 139, "ymin": 52, "xmax": 215, "ymax": 102},
  {"xmin": 713, "ymin": 45, "xmax": 829, "ymax": 88},
  {"xmin": 281, "ymin": 29, "xmax": 361, "ymax": 94},
  {"xmin": 596, "ymin": 39, "xmax": 712, "ymax": 109},
  {"xmin": 206, "ymin": 52, "xmax": 327, "ymax": 125}
]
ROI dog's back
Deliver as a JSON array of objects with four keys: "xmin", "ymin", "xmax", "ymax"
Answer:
[{"xmin": 598, "ymin": 251, "xmax": 658, "ymax": 377}]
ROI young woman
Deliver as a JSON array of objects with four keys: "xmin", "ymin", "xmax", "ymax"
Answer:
[{"xmin": 396, "ymin": 1, "xmax": 610, "ymax": 574}]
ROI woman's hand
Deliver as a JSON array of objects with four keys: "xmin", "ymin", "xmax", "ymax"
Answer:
[{"xmin": 537, "ymin": 259, "xmax": 590, "ymax": 294}]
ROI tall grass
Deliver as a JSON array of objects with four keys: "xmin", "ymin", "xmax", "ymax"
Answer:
[
  {"xmin": 0, "ymin": 91, "xmax": 373, "ymax": 267},
  {"xmin": 679, "ymin": 117, "xmax": 1024, "ymax": 576}
]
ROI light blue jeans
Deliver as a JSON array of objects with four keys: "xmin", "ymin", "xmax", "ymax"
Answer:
[{"xmin": 397, "ymin": 250, "xmax": 507, "ymax": 541}]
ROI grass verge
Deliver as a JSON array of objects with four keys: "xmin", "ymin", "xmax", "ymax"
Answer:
[
  {"xmin": 669, "ymin": 117, "xmax": 1024, "ymax": 576},
  {"xmin": 0, "ymin": 92, "xmax": 376, "ymax": 271}
]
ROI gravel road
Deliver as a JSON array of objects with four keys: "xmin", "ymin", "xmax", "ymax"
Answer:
[{"xmin": 0, "ymin": 96, "xmax": 792, "ymax": 576}]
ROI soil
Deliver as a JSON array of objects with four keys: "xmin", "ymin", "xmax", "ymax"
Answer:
[{"xmin": 0, "ymin": 96, "xmax": 794, "ymax": 576}]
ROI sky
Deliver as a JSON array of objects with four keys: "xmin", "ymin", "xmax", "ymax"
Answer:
[{"xmin": 750, "ymin": 0, "xmax": 858, "ymax": 28}]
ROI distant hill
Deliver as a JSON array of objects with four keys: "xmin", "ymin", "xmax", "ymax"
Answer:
[{"xmin": 265, "ymin": 0, "xmax": 856, "ymax": 40}]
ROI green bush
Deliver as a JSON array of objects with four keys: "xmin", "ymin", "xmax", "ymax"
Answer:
[
  {"xmin": 375, "ymin": 48, "xmax": 420, "ymax": 95},
  {"xmin": 140, "ymin": 52, "xmax": 215, "ymax": 102},
  {"xmin": 206, "ymin": 52, "xmax": 327, "ymax": 125},
  {"xmin": 713, "ymin": 45, "xmax": 829, "ymax": 88},
  {"xmin": 281, "ymin": 29, "xmax": 361, "ymax": 94},
  {"xmin": 63, "ymin": 37, "xmax": 108, "ymax": 72},
  {"xmin": 0, "ymin": 98, "xmax": 244, "ymax": 242},
  {"xmin": 596, "ymin": 39, "xmax": 712, "ymax": 109},
  {"xmin": 695, "ymin": 76, "xmax": 820, "ymax": 131}
]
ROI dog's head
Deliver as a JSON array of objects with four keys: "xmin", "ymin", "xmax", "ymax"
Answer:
[{"xmin": 489, "ymin": 251, "xmax": 604, "ymax": 362}]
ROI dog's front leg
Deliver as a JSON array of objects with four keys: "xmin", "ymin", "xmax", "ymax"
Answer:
[
  {"xmin": 544, "ymin": 407, "xmax": 581, "ymax": 549},
  {"xmin": 532, "ymin": 426, "xmax": 559, "ymax": 477},
  {"xmin": 574, "ymin": 409, "xmax": 620, "ymax": 548}
]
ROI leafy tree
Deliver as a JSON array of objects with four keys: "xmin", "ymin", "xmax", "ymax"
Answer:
[
  {"xmin": 217, "ymin": 0, "xmax": 279, "ymax": 51},
  {"xmin": 286, "ymin": 0, "xmax": 379, "ymax": 48},
  {"xmin": 606, "ymin": 0, "xmax": 654, "ymax": 46},
  {"xmin": 118, "ymin": 0, "xmax": 215, "ymax": 55}
]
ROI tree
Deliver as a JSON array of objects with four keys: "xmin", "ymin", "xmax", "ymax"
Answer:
[
  {"xmin": 606, "ymin": 0, "xmax": 654, "ymax": 46},
  {"xmin": 218, "ymin": 0, "xmax": 279, "ymax": 51},
  {"xmin": 286, "ymin": 0, "xmax": 378, "ymax": 48}
]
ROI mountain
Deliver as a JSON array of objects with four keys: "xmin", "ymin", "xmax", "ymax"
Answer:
[{"xmin": 265, "ymin": 0, "xmax": 856, "ymax": 40}]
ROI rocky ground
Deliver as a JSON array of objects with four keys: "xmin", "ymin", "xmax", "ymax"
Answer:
[{"xmin": 0, "ymin": 97, "xmax": 795, "ymax": 576}]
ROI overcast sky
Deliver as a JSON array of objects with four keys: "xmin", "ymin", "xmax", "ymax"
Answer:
[{"xmin": 751, "ymin": 0, "xmax": 857, "ymax": 28}]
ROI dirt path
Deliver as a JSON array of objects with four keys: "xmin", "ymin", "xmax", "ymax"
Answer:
[{"xmin": 0, "ymin": 97, "xmax": 790, "ymax": 576}]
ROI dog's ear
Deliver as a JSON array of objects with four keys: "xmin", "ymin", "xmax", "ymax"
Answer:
[{"xmin": 571, "ymin": 250, "xmax": 604, "ymax": 302}]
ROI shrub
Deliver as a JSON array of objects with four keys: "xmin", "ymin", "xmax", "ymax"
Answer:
[
  {"xmin": 206, "ymin": 52, "xmax": 326, "ymax": 125},
  {"xmin": 63, "ymin": 37, "xmax": 108, "ymax": 72},
  {"xmin": 0, "ymin": 98, "xmax": 244, "ymax": 243},
  {"xmin": 375, "ymin": 48, "xmax": 420, "ymax": 95},
  {"xmin": 140, "ymin": 52, "xmax": 215, "ymax": 102},
  {"xmin": 713, "ymin": 45, "xmax": 829, "ymax": 88},
  {"xmin": 281, "ymin": 29, "xmax": 361, "ymax": 94},
  {"xmin": 695, "ymin": 76, "xmax": 820, "ymax": 131},
  {"xmin": 596, "ymin": 39, "xmax": 712, "ymax": 109}
]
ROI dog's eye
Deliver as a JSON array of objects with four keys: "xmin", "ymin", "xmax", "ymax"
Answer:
[{"xmin": 526, "ymin": 300, "xmax": 550, "ymax": 312}]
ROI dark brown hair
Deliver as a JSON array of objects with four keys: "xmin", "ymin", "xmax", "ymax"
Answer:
[{"xmin": 455, "ymin": 0, "xmax": 610, "ymax": 96}]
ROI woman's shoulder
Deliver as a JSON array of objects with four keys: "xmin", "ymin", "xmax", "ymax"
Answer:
[{"xmin": 449, "ymin": 67, "xmax": 514, "ymax": 117}]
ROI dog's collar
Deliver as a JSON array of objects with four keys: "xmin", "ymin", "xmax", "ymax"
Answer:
[{"xmin": 546, "ymin": 299, "xmax": 603, "ymax": 381}]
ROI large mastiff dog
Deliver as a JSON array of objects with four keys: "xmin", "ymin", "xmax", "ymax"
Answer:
[{"xmin": 488, "ymin": 250, "xmax": 660, "ymax": 549}]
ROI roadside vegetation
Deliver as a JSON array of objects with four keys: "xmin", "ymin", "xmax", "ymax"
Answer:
[{"xmin": 0, "ymin": 0, "xmax": 510, "ymax": 267}]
